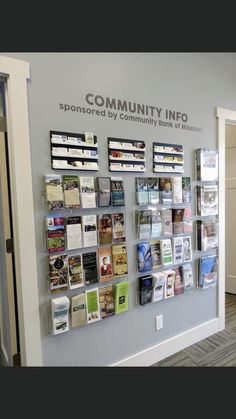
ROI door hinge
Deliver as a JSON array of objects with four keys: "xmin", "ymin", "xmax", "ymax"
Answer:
[{"xmin": 6, "ymin": 238, "xmax": 14, "ymax": 254}]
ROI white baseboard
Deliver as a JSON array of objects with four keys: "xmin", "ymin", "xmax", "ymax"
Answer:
[
  {"xmin": 111, "ymin": 318, "xmax": 220, "ymax": 366},
  {"xmin": 0, "ymin": 344, "xmax": 9, "ymax": 367}
]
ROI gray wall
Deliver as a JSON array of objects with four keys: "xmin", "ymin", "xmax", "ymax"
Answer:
[{"xmin": 2, "ymin": 53, "xmax": 236, "ymax": 366}]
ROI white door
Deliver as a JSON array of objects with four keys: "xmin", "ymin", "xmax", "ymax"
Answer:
[
  {"xmin": 0, "ymin": 129, "xmax": 19, "ymax": 366},
  {"xmin": 225, "ymin": 124, "xmax": 236, "ymax": 294}
]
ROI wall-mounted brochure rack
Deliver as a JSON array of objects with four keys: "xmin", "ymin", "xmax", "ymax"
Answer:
[
  {"xmin": 108, "ymin": 137, "xmax": 146, "ymax": 172},
  {"xmin": 153, "ymin": 142, "xmax": 184, "ymax": 173},
  {"xmin": 50, "ymin": 130, "xmax": 99, "ymax": 171}
]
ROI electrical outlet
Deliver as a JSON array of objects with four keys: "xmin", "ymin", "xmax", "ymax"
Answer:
[{"xmin": 155, "ymin": 315, "xmax": 163, "ymax": 331}]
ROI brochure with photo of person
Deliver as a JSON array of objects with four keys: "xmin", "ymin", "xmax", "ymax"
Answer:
[{"xmin": 99, "ymin": 247, "xmax": 113, "ymax": 282}]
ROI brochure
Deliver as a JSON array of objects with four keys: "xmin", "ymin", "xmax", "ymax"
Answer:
[
  {"xmin": 137, "ymin": 242, "xmax": 152, "ymax": 273},
  {"xmin": 51, "ymin": 296, "xmax": 70, "ymax": 335},
  {"xmin": 183, "ymin": 236, "xmax": 192, "ymax": 262},
  {"xmin": 112, "ymin": 244, "xmax": 128, "ymax": 277},
  {"xmin": 66, "ymin": 216, "xmax": 82, "ymax": 250},
  {"xmin": 71, "ymin": 293, "xmax": 87, "ymax": 328},
  {"xmin": 152, "ymin": 272, "xmax": 166, "ymax": 302},
  {"xmin": 136, "ymin": 177, "xmax": 149, "ymax": 205},
  {"xmin": 99, "ymin": 285, "xmax": 115, "ymax": 319},
  {"xmin": 139, "ymin": 275, "xmax": 153, "ymax": 306},
  {"xmin": 150, "ymin": 240, "xmax": 162, "ymax": 269},
  {"xmin": 45, "ymin": 174, "xmax": 64, "ymax": 210},
  {"xmin": 174, "ymin": 266, "xmax": 184, "ymax": 295},
  {"xmin": 98, "ymin": 214, "xmax": 112, "ymax": 245},
  {"xmin": 111, "ymin": 177, "xmax": 125, "ymax": 206},
  {"xmin": 164, "ymin": 270, "xmax": 175, "ymax": 298},
  {"xmin": 160, "ymin": 239, "xmax": 173, "ymax": 266},
  {"xmin": 97, "ymin": 177, "xmax": 111, "ymax": 207},
  {"xmin": 49, "ymin": 254, "xmax": 68, "ymax": 293},
  {"xmin": 85, "ymin": 288, "xmax": 101, "ymax": 323},
  {"xmin": 80, "ymin": 176, "xmax": 96, "ymax": 208},
  {"xmin": 183, "ymin": 263, "xmax": 194, "ymax": 291},
  {"xmin": 114, "ymin": 281, "xmax": 129, "ymax": 314},
  {"xmin": 172, "ymin": 176, "xmax": 182, "ymax": 204},
  {"xmin": 46, "ymin": 216, "xmax": 65, "ymax": 253},
  {"xmin": 82, "ymin": 215, "xmax": 97, "ymax": 247},
  {"xmin": 99, "ymin": 247, "xmax": 113, "ymax": 282},
  {"xmin": 68, "ymin": 254, "xmax": 84, "ymax": 289},
  {"xmin": 112, "ymin": 213, "xmax": 126, "ymax": 243},
  {"xmin": 159, "ymin": 177, "xmax": 173, "ymax": 204},
  {"xmin": 62, "ymin": 175, "xmax": 80, "ymax": 208},
  {"xmin": 82, "ymin": 251, "xmax": 98, "ymax": 285}
]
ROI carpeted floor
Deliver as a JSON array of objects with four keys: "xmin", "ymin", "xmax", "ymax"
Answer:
[{"xmin": 153, "ymin": 293, "xmax": 236, "ymax": 367}]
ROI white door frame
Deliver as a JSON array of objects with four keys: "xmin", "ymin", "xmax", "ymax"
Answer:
[
  {"xmin": 216, "ymin": 106, "xmax": 236, "ymax": 331},
  {"xmin": 0, "ymin": 55, "xmax": 42, "ymax": 366}
]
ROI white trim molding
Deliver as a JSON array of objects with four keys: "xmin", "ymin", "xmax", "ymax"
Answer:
[
  {"xmin": 111, "ymin": 319, "xmax": 220, "ymax": 366},
  {"xmin": 0, "ymin": 55, "xmax": 42, "ymax": 366},
  {"xmin": 216, "ymin": 106, "xmax": 236, "ymax": 331}
]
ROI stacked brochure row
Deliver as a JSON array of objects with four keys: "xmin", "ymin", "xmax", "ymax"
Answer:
[
  {"xmin": 136, "ymin": 176, "xmax": 191, "ymax": 205},
  {"xmin": 49, "ymin": 245, "xmax": 128, "ymax": 294},
  {"xmin": 45, "ymin": 175, "xmax": 125, "ymax": 210},
  {"xmin": 51, "ymin": 281, "xmax": 129, "ymax": 335},
  {"xmin": 153, "ymin": 142, "xmax": 184, "ymax": 174},
  {"xmin": 138, "ymin": 263, "xmax": 193, "ymax": 306},
  {"xmin": 137, "ymin": 236, "xmax": 192, "ymax": 273},
  {"xmin": 46, "ymin": 213, "xmax": 126, "ymax": 253},
  {"xmin": 50, "ymin": 130, "xmax": 99, "ymax": 171},
  {"xmin": 135, "ymin": 207, "xmax": 192, "ymax": 240}
]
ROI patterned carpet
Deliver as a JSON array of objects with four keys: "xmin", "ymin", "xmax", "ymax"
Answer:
[{"xmin": 153, "ymin": 293, "xmax": 236, "ymax": 367}]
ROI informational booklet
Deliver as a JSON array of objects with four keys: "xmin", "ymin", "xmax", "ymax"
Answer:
[
  {"xmin": 172, "ymin": 209, "xmax": 184, "ymax": 235},
  {"xmin": 151, "ymin": 209, "xmax": 162, "ymax": 238},
  {"xmin": 51, "ymin": 296, "xmax": 70, "ymax": 335},
  {"xmin": 82, "ymin": 215, "xmax": 97, "ymax": 247},
  {"xmin": 183, "ymin": 264, "xmax": 194, "ymax": 291},
  {"xmin": 70, "ymin": 293, "xmax": 87, "ymax": 328},
  {"xmin": 136, "ymin": 177, "xmax": 149, "ymax": 205},
  {"xmin": 150, "ymin": 240, "xmax": 162, "ymax": 269},
  {"xmin": 97, "ymin": 177, "xmax": 111, "ymax": 207},
  {"xmin": 172, "ymin": 176, "xmax": 182, "ymax": 204},
  {"xmin": 172, "ymin": 236, "xmax": 184, "ymax": 265},
  {"xmin": 111, "ymin": 177, "xmax": 125, "ymax": 206},
  {"xmin": 46, "ymin": 216, "xmax": 65, "ymax": 253},
  {"xmin": 137, "ymin": 242, "xmax": 152, "ymax": 273},
  {"xmin": 112, "ymin": 213, "xmax": 126, "ymax": 243},
  {"xmin": 62, "ymin": 175, "xmax": 80, "ymax": 208},
  {"xmin": 68, "ymin": 254, "xmax": 84, "ymax": 289},
  {"xmin": 182, "ymin": 177, "xmax": 192, "ymax": 203},
  {"xmin": 197, "ymin": 185, "xmax": 218, "ymax": 216},
  {"xmin": 114, "ymin": 281, "xmax": 129, "ymax": 314},
  {"xmin": 98, "ymin": 214, "xmax": 112, "ymax": 245},
  {"xmin": 196, "ymin": 149, "xmax": 218, "ymax": 181},
  {"xmin": 99, "ymin": 285, "xmax": 115, "ymax": 319},
  {"xmin": 198, "ymin": 256, "xmax": 218, "ymax": 289},
  {"xmin": 137, "ymin": 209, "xmax": 151, "ymax": 239},
  {"xmin": 159, "ymin": 177, "xmax": 173, "ymax": 204},
  {"xmin": 66, "ymin": 216, "xmax": 82, "ymax": 250},
  {"xmin": 151, "ymin": 272, "xmax": 166, "ymax": 302},
  {"xmin": 174, "ymin": 267, "xmax": 184, "ymax": 295},
  {"xmin": 148, "ymin": 177, "xmax": 159, "ymax": 204},
  {"xmin": 164, "ymin": 270, "xmax": 175, "ymax": 299},
  {"xmin": 80, "ymin": 176, "xmax": 96, "ymax": 208},
  {"xmin": 139, "ymin": 275, "xmax": 153, "ymax": 306},
  {"xmin": 160, "ymin": 239, "xmax": 173, "ymax": 266},
  {"xmin": 45, "ymin": 174, "xmax": 64, "ymax": 210},
  {"xmin": 82, "ymin": 252, "xmax": 98, "ymax": 285},
  {"xmin": 183, "ymin": 207, "xmax": 193, "ymax": 233},
  {"xmin": 112, "ymin": 244, "xmax": 128, "ymax": 277},
  {"xmin": 49, "ymin": 254, "xmax": 68, "ymax": 293},
  {"xmin": 183, "ymin": 236, "xmax": 192, "ymax": 262},
  {"xmin": 99, "ymin": 247, "xmax": 113, "ymax": 282},
  {"xmin": 162, "ymin": 209, "xmax": 173, "ymax": 236},
  {"xmin": 85, "ymin": 288, "xmax": 101, "ymax": 324}
]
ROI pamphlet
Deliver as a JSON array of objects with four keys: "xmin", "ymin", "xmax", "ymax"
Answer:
[
  {"xmin": 111, "ymin": 177, "xmax": 125, "ymax": 206},
  {"xmin": 45, "ymin": 174, "xmax": 64, "ymax": 210},
  {"xmin": 51, "ymin": 296, "xmax": 70, "ymax": 335},
  {"xmin": 62, "ymin": 175, "xmax": 80, "ymax": 208},
  {"xmin": 49, "ymin": 254, "xmax": 68, "ymax": 293},
  {"xmin": 85, "ymin": 288, "xmax": 101, "ymax": 323},
  {"xmin": 68, "ymin": 254, "xmax": 84, "ymax": 289},
  {"xmin": 136, "ymin": 177, "xmax": 149, "ymax": 205},
  {"xmin": 174, "ymin": 267, "xmax": 184, "ymax": 295},
  {"xmin": 71, "ymin": 293, "xmax": 87, "ymax": 328},
  {"xmin": 112, "ymin": 244, "xmax": 128, "ymax": 277},
  {"xmin": 151, "ymin": 209, "xmax": 162, "ymax": 238},
  {"xmin": 198, "ymin": 256, "xmax": 218, "ymax": 289},
  {"xmin": 99, "ymin": 247, "xmax": 113, "ymax": 282},
  {"xmin": 112, "ymin": 213, "xmax": 126, "ymax": 243},
  {"xmin": 172, "ymin": 176, "xmax": 182, "ymax": 204},
  {"xmin": 137, "ymin": 242, "xmax": 152, "ymax": 273},
  {"xmin": 66, "ymin": 216, "xmax": 82, "ymax": 250},
  {"xmin": 162, "ymin": 209, "xmax": 173, "ymax": 236},
  {"xmin": 183, "ymin": 236, "xmax": 192, "ymax": 262},
  {"xmin": 82, "ymin": 251, "xmax": 98, "ymax": 285},
  {"xmin": 183, "ymin": 264, "xmax": 194, "ymax": 290},
  {"xmin": 97, "ymin": 177, "xmax": 111, "ymax": 207},
  {"xmin": 159, "ymin": 177, "xmax": 173, "ymax": 204},
  {"xmin": 139, "ymin": 275, "xmax": 153, "ymax": 306},
  {"xmin": 98, "ymin": 214, "xmax": 112, "ymax": 245},
  {"xmin": 137, "ymin": 209, "xmax": 151, "ymax": 239},
  {"xmin": 160, "ymin": 239, "xmax": 173, "ymax": 266},
  {"xmin": 114, "ymin": 281, "xmax": 129, "ymax": 314},
  {"xmin": 82, "ymin": 215, "xmax": 97, "ymax": 247},
  {"xmin": 182, "ymin": 177, "xmax": 192, "ymax": 203},
  {"xmin": 150, "ymin": 240, "xmax": 162, "ymax": 269},
  {"xmin": 172, "ymin": 236, "xmax": 183, "ymax": 265},
  {"xmin": 148, "ymin": 177, "xmax": 159, "ymax": 204},
  {"xmin": 99, "ymin": 285, "xmax": 115, "ymax": 319},
  {"xmin": 80, "ymin": 176, "xmax": 96, "ymax": 208},
  {"xmin": 152, "ymin": 272, "xmax": 166, "ymax": 302},
  {"xmin": 164, "ymin": 270, "xmax": 175, "ymax": 298},
  {"xmin": 46, "ymin": 216, "xmax": 65, "ymax": 253}
]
